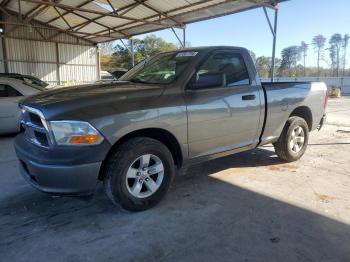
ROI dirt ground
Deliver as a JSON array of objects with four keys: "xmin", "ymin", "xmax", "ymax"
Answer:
[{"xmin": 0, "ymin": 97, "xmax": 349, "ymax": 262}]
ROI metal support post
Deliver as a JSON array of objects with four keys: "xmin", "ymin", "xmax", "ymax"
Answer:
[
  {"xmin": 183, "ymin": 27, "xmax": 186, "ymax": 48},
  {"xmin": 171, "ymin": 27, "xmax": 184, "ymax": 48},
  {"xmin": 130, "ymin": 38, "xmax": 134, "ymax": 68},
  {"xmin": 263, "ymin": 6, "xmax": 279, "ymax": 82}
]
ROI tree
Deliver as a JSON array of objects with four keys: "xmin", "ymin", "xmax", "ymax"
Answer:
[
  {"xmin": 99, "ymin": 35, "xmax": 178, "ymax": 71},
  {"xmin": 312, "ymin": 35, "xmax": 326, "ymax": 76},
  {"xmin": 137, "ymin": 35, "xmax": 178, "ymax": 58},
  {"xmin": 329, "ymin": 33, "xmax": 343, "ymax": 77},
  {"xmin": 100, "ymin": 54, "xmax": 117, "ymax": 70},
  {"xmin": 280, "ymin": 46, "xmax": 301, "ymax": 76},
  {"xmin": 99, "ymin": 41, "xmax": 119, "ymax": 70},
  {"xmin": 328, "ymin": 46, "xmax": 337, "ymax": 76},
  {"xmin": 113, "ymin": 42, "xmax": 137, "ymax": 69},
  {"xmin": 342, "ymin": 34, "xmax": 350, "ymax": 76},
  {"xmin": 300, "ymin": 41, "xmax": 308, "ymax": 76},
  {"xmin": 253, "ymin": 56, "xmax": 282, "ymax": 78},
  {"xmin": 249, "ymin": 50, "xmax": 257, "ymax": 64},
  {"xmin": 99, "ymin": 41, "xmax": 115, "ymax": 55},
  {"xmin": 255, "ymin": 56, "xmax": 271, "ymax": 78},
  {"xmin": 113, "ymin": 35, "xmax": 178, "ymax": 69}
]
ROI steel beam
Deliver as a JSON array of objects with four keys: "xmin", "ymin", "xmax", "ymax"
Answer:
[
  {"xmin": 135, "ymin": 0, "xmax": 181, "ymax": 25},
  {"xmin": 55, "ymin": 42, "xmax": 61, "ymax": 85},
  {"xmin": 130, "ymin": 38, "xmax": 134, "ymax": 68},
  {"xmin": 183, "ymin": 27, "xmax": 186, "ymax": 48},
  {"xmin": 120, "ymin": 39, "xmax": 130, "ymax": 52},
  {"xmin": 93, "ymin": 0, "xmax": 225, "ymax": 38},
  {"xmin": 0, "ymin": 20, "xmax": 115, "ymax": 40},
  {"xmin": 96, "ymin": 46, "xmax": 101, "ymax": 81},
  {"xmin": 171, "ymin": 27, "xmax": 184, "ymax": 48},
  {"xmin": 21, "ymin": 0, "xmax": 165, "ymax": 27},
  {"xmin": 1, "ymin": 36, "xmax": 9, "ymax": 73},
  {"xmin": 263, "ymin": 7, "xmax": 275, "ymax": 37},
  {"xmin": 271, "ymin": 8, "xmax": 278, "ymax": 82},
  {"xmin": 263, "ymin": 6, "xmax": 278, "ymax": 82}
]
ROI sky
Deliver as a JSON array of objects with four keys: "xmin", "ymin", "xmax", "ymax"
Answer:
[{"xmin": 134, "ymin": 0, "xmax": 350, "ymax": 68}]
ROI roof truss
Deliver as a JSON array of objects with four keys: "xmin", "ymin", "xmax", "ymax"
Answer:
[{"xmin": 0, "ymin": 0, "xmax": 285, "ymax": 43}]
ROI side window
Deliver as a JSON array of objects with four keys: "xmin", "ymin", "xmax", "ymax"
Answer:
[
  {"xmin": 0, "ymin": 84, "xmax": 23, "ymax": 97},
  {"xmin": 190, "ymin": 52, "xmax": 250, "ymax": 89}
]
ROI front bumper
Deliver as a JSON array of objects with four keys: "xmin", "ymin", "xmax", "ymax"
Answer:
[
  {"xmin": 19, "ymin": 159, "xmax": 101, "ymax": 194},
  {"xmin": 15, "ymin": 133, "xmax": 110, "ymax": 195}
]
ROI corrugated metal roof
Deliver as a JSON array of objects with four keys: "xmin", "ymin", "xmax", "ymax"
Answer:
[
  {"xmin": 2, "ymin": 13, "xmax": 95, "ymax": 45},
  {"xmin": 0, "ymin": 0, "xmax": 288, "ymax": 43}
]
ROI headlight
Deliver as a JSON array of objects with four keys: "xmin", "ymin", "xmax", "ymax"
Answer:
[{"xmin": 49, "ymin": 121, "xmax": 104, "ymax": 145}]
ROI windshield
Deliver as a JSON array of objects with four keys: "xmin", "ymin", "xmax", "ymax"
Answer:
[
  {"xmin": 120, "ymin": 51, "xmax": 198, "ymax": 84},
  {"xmin": 23, "ymin": 77, "xmax": 49, "ymax": 89}
]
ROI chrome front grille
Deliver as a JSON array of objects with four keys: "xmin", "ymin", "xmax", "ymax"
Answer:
[{"xmin": 21, "ymin": 106, "xmax": 51, "ymax": 148}]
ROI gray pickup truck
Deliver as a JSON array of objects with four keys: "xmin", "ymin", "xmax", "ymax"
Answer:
[{"xmin": 15, "ymin": 46, "xmax": 328, "ymax": 211}]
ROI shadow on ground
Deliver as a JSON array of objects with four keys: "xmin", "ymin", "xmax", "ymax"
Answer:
[{"xmin": 1, "ymin": 148, "xmax": 349, "ymax": 262}]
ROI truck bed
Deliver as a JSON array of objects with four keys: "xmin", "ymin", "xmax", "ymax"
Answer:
[{"xmin": 259, "ymin": 81, "xmax": 327, "ymax": 145}]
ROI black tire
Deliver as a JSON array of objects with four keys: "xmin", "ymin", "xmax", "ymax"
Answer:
[
  {"xmin": 103, "ymin": 137, "xmax": 175, "ymax": 211},
  {"xmin": 273, "ymin": 116, "xmax": 309, "ymax": 162}
]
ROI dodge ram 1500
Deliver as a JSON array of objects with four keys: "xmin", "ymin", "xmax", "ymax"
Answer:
[{"xmin": 15, "ymin": 46, "xmax": 328, "ymax": 211}]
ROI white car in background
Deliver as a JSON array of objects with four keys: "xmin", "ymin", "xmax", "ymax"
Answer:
[
  {"xmin": 100, "ymin": 70, "xmax": 116, "ymax": 81},
  {"xmin": 96, "ymin": 69, "xmax": 128, "ymax": 83},
  {"xmin": 0, "ymin": 77, "xmax": 45, "ymax": 134}
]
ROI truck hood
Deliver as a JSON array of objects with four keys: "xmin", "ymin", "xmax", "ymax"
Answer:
[{"xmin": 21, "ymin": 81, "xmax": 164, "ymax": 120}]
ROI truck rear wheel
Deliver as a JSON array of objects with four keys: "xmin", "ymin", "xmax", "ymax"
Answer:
[
  {"xmin": 103, "ymin": 137, "xmax": 175, "ymax": 211},
  {"xmin": 273, "ymin": 116, "xmax": 309, "ymax": 162}
]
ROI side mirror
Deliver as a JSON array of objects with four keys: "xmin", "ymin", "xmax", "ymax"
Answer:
[{"xmin": 190, "ymin": 72, "xmax": 225, "ymax": 89}]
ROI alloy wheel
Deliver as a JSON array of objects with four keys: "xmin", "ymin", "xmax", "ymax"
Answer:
[
  {"xmin": 289, "ymin": 126, "xmax": 305, "ymax": 153},
  {"xmin": 125, "ymin": 154, "xmax": 164, "ymax": 198}
]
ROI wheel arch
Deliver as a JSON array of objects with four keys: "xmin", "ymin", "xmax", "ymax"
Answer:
[
  {"xmin": 98, "ymin": 128, "xmax": 183, "ymax": 181},
  {"xmin": 289, "ymin": 106, "xmax": 313, "ymax": 131}
]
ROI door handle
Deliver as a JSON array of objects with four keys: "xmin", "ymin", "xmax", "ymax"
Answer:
[{"xmin": 242, "ymin": 94, "xmax": 256, "ymax": 100}]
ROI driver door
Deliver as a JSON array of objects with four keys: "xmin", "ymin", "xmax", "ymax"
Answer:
[{"xmin": 185, "ymin": 50, "xmax": 262, "ymax": 158}]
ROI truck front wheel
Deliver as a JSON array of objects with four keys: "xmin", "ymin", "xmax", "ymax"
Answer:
[
  {"xmin": 273, "ymin": 116, "xmax": 309, "ymax": 162},
  {"xmin": 103, "ymin": 137, "xmax": 175, "ymax": 211}
]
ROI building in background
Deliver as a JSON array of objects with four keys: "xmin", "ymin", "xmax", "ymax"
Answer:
[{"xmin": 0, "ymin": 14, "xmax": 99, "ymax": 86}]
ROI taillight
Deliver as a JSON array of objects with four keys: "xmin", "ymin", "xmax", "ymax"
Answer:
[{"xmin": 324, "ymin": 91, "xmax": 329, "ymax": 110}]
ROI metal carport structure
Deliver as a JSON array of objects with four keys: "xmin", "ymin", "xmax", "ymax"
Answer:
[{"xmin": 0, "ymin": 0, "xmax": 288, "ymax": 82}]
